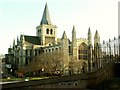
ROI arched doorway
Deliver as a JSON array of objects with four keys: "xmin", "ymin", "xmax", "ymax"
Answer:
[{"xmin": 81, "ymin": 62, "xmax": 87, "ymax": 73}]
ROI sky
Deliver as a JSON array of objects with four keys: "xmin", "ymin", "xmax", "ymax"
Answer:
[{"xmin": 0, "ymin": 0, "xmax": 119, "ymax": 54}]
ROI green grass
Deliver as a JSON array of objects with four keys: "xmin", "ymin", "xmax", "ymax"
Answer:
[
  {"xmin": 29, "ymin": 76, "xmax": 49, "ymax": 80},
  {"xmin": 1, "ymin": 78, "xmax": 24, "ymax": 82},
  {"xmin": 1, "ymin": 76, "xmax": 49, "ymax": 82}
]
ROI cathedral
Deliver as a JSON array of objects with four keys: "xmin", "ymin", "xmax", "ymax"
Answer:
[{"xmin": 6, "ymin": 3, "xmax": 101, "ymax": 75}]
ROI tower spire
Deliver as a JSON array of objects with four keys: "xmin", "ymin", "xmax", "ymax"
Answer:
[
  {"xmin": 88, "ymin": 27, "xmax": 92, "ymax": 45},
  {"xmin": 88, "ymin": 27, "xmax": 91, "ymax": 34},
  {"xmin": 40, "ymin": 3, "xmax": 51, "ymax": 25},
  {"xmin": 17, "ymin": 36, "xmax": 19, "ymax": 45},
  {"xmin": 94, "ymin": 30, "xmax": 100, "ymax": 45},
  {"xmin": 94, "ymin": 30, "xmax": 100, "ymax": 38},
  {"xmin": 72, "ymin": 25, "xmax": 76, "ymax": 39},
  {"xmin": 72, "ymin": 25, "xmax": 76, "ymax": 32},
  {"xmin": 62, "ymin": 31, "xmax": 67, "ymax": 39}
]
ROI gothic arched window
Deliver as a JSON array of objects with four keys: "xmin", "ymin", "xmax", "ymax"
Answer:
[
  {"xmin": 46, "ymin": 28, "xmax": 49, "ymax": 34},
  {"xmin": 78, "ymin": 42, "xmax": 88, "ymax": 60}
]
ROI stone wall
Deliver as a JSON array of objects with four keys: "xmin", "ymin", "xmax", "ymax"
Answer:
[{"xmin": 2, "ymin": 60, "xmax": 116, "ymax": 89}]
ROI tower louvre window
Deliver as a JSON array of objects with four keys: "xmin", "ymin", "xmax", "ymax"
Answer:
[
  {"xmin": 50, "ymin": 29, "xmax": 53, "ymax": 35},
  {"xmin": 46, "ymin": 28, "xmax": 49, "ymax": 34}
]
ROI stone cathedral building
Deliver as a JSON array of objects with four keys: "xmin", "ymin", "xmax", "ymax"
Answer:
[{"xmin": 6, "ymin": 3, "xmax": 101, "ymax": 75}]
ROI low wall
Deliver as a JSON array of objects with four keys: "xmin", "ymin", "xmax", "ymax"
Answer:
[{"xmin": 2, "ymin": 61, "xmax": 115, "ymax": 89}]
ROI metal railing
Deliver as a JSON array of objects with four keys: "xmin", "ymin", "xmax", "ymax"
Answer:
[{"xmin": 88, "ymin": 36, "xmax": 120, "ymax": 72}]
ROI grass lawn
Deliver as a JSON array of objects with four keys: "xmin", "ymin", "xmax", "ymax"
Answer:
[{"xmin": 1, "ymin": 76, "xmax": 49, "ymax": 82}]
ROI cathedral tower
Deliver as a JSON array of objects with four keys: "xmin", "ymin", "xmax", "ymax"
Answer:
[
  {"xmin": 87, "ymin": 27, "xmax": 93, "ymax": 72},
  {"xmin": 94, "ymin": 30, "xmax": 101, "ymax": 69},
  {"xmin": 36, "ymin": 3, "xmax": 57, "ymax": 45},
  {"xmin": 61, "ymin": 31, "xmax": 69, "ymax": 75},
  {"xmin": 71, "ymin": 25, "xmax": 77, "ymax": 61}
]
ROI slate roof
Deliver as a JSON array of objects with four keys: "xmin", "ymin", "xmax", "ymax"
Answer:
[{"xmin": 24, "ymin": 35, "xmax": 41, "ymax": 45}]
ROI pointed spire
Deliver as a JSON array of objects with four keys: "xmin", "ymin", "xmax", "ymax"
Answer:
[
  {"xmin": 13, "ymin": 39, "xmax": 15, "ymax": 48},
  {"xmin": 94, "ymin": 30, "xmax": 100, "ymax": 38},
  {"xmin": 17, "ymin": 36, "xmax": 19, "ymax": 45},
  {"xmin": 88, "ymin": 27, "xmax": 92, "ymax": 45},
  {"xmin": 88, "ymin": 27, "xmax": 91, "ymax": 34},
  {"xmin": 62, "ymin": 31, "xmax": 67, "ymax": 39},
  {"xmin": 40, "ymin": 3, "xmax": 51, "ymax": 25},
  {"xmin": 72, "ymin": 25, "xmax": 76, "ymax": 32},
  {"xmin": 13, "ymin": 39, "xmax": 15, "ymax": 45},
  {"xmin": 72, "ymin": 25, "xmax": 76, "ymax": 41}
]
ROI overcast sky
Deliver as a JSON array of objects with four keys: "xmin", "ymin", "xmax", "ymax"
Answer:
[{"xmin": 0, "ymin": 0, "xmax": 119, "ymax": 54}]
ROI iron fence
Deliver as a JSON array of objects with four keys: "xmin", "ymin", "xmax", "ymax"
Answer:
[{"xmin": 88, "ymin": 36, "xmax": 120, "ymax": 72}]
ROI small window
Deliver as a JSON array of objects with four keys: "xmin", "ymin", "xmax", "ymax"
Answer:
[
  {"xmin": 25, "ymin": 58, "xmax": 28, "ymax": 65},
  {"xmin": 79, "ymin": 55, "xmax": 80, "ymax": 60},
  {"xmin": 38, "ymin": 29, "xmax": 41, "ymax": 34},
  {"xmin": 30, "ymin": 58, "xmax": 32, "ymax": 62},
  {"xmin": 26, "ymin": 49, "xmax": 28, "ymax": 55},
  {"xmin": 52, "ymin": 48, "xmax": 54, "ymax": 51},
  {"xmin": 30, "ymin": 50, "xmax": 32, "ymax": 56},
  {"xmin": 78, "ymin": 50, "xmax": 80, "ymax": 54},
  {"xmin": 50, "ymin": 29, "xmax": 53, "ymax": 34},
  {"xmin": 46, "ymin": 28, "xmax": 49, "ymax": 34},
  {"xmin": 35, "ymin": 50, "xmax": 37, "ymax": 56},
  {"xmin": 39, "ymin": 50, "xmax": 41, "ymax": 54},
  {"xmin": 56, "ymin": 48, "xmax": 58, "ymax": 50}
]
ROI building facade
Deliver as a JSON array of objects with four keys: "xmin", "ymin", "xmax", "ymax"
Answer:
[{"xmin": 6, "ymin": 3, "xmax": 101, "ymax": 75}]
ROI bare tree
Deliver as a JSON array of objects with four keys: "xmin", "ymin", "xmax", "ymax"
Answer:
[{"xmin": 24, "ymin": 50, "xmax": 64, "ymax": 76}]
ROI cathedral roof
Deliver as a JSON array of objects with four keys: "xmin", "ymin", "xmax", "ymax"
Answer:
[
  {"xmin": 40, "ymin": 3, "xmax": 51, "ymax": 25},
  {"xmin": 24, "ymin": 35, "xmax": 41, "ymax": 45}
]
